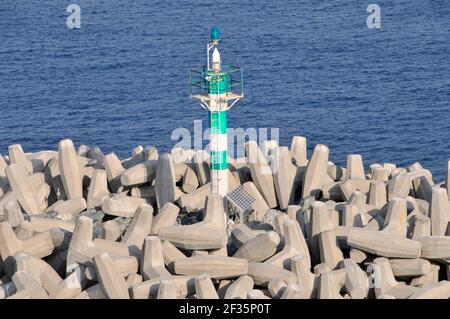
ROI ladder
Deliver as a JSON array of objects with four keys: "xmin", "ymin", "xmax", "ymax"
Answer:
[{"xmin": 209, "ymin": 79, "xmax": 222, "ymax": 196}]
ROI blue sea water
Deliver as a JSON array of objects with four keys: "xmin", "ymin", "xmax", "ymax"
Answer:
[{"xmin": 0, "ymin": 1, "xmax": 449, "ymax": 179}]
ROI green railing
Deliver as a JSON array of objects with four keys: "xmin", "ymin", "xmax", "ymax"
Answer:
[{"xmin": 189, "ymin": 65, "xmax": 244, "ymax": 97}]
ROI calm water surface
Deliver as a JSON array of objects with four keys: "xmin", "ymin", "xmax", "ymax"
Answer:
[{"xmin": 0, "ymin": 0, "xmax": 449, "ymax": 179}]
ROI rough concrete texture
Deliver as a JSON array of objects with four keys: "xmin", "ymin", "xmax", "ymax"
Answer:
[
  {"xmin": 246, "ymin": 141, "xmax": 277, "ymax": 208},
  {"xmin": 0, "ymin": 138, "xmax": 448, "ymax": 299},
  {"xmin": 302, "ymin": 144, "xmax": 329, "ymax": 199}
]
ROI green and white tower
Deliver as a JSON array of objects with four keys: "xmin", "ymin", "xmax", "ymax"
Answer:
[{"xmin": 190, "ymin": 27, "xmax": 244, "ymax": 197}]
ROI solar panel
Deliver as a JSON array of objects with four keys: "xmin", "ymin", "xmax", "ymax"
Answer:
[{"xmin": 226, "ymin": 186, "xmax": 255, "ymax": 222}]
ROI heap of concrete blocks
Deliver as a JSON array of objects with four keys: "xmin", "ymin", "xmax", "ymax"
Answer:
[{"xmin": 0, "ymin": 137, "xmax": 449, "ymax": 299}]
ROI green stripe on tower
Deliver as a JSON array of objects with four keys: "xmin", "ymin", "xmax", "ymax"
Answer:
[
  {"xmin": 210, "ymin": 111, "xmax": 227, "ymax": 134},
  {"xmin": 211, "ymin": 162, "xmax": 228, "ymax": 170},
  {"xmin": 210, "ymin": 150, "xmax": 227, "ymax": 170},
  {"xmin": 207, "ymin": 72, "xmax": 230, "ymax": 95}
]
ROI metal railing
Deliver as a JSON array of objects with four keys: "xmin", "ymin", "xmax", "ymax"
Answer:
[{"xmin": 189, "ymin": 65, "xmax": 244, "ymax": 97}]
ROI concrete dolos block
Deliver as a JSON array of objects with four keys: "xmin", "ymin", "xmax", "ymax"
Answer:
[
  {"xmin": 3, "ymin": 138, "xmax": 450, "ymax": 299},
  {"xmin": 45, "ymin": 197, "xmax": 86, "ymax": 217},
  {"xmin": 0, "ymin": 222, "xmax": 54, "ymax": 266},
  {"xmin": 371, "ymin": 257, "xmax": 420, "ymax": 299},
  {"xmin": 309, "ymin": 201, "xmax": 333, "ymax": 265},
  {"xmin": 193, "ymin": 150, "xmax": 210, "ymax": 186},
  {"xmin": 318, "ymin": 229, "xmax": 344, "ymax": 270},
  {"xmin": 66, "ymin": 216, "xmax": 132, "ymax": 274},
  {"xmin": 93, "ymin": 253, "xmax": 130, "ymax": 299},
  {"xmin": 338, "ymin": 179, "xmax": 371, "ymax": 202},
  {"xmin": 429, "ymin": 187, "xmax": 450, "ymax": 236},
  {"xmin": 409, "ymin": 281, "xmax": 450, "ymax": 299},
  {"xmin": 230, "ymin": 224, "xmax": 267, "ymax": 249},
  {"xmin": 6, "ymin": 164, "xmax": 45, "ymax": 215},
  {"xmin": 173, "ymin": 256, "xmax": 248, "ymax": 280},
  {"xmin": 265, "ymin": 220, "xmax": 310, "ymax": 269},
  {"xmin": 155, "ymin": 153, "xmax": 177, "ymax": 209},
  {"xmin": 418, "ymin": 236, "xmax": 450, "ymax": 259},
  {"xmin": 233, "ymin": 231, "xmax": 280, "ymax": 263},
  {"xmin": 151, "ymin": 203, "xmax": 179, "ymax": 235},
  {"xmin": 410, "ymin": 264, "xmax": 440, "ymax": 288},
  {"xmin": 141, "ymin": 236, "xmax": 171, "ymax": 280},
  {"xmin": 368, "ymin": 181, "xmax": 387, "ymax": 209},
  {"xmin": 387, "ymin": 172, "xmax": 411, "ymax": 200},
  {"xmin": 291, "ymin": 254, "xmax": 318, "ymax": 299},
  {"xmin": 7, "ymin": 271, "xmax": 49, "ymax": 299},
  {"xmin": 159, "ymin": 195, "xmax": 226, "ymax": 250},
  {"xmin": 131, "ymin": 276, "xmax": 195, "ymax": 299},
  {"xmin": 273, "ymin": 147, "xmax": 297, "ymax": 209},
  {"xmin": 346, "ymin": 154, "xmax": 365, "ymax": 180},
  {"xmin": 157, "ymin": 279, "xmax": 177, "ymax": 299},
  {"xmin": 178, "ymin": 183, "xmax": 210, "ymax": 213},
  {"xmin": 290, "ymin": 136, "xmax": 307, "ymax": 166},
  {"xmin": 9, "ymin": 144, "xmax": 33, "ymax": 175},
  {"xmin": 121, "ymin": 160, "xmax": 157, "ymax": 187},
  {"xmin": 281, "ymin": 284, "xmax": 308, "ymax": 299},
  {"xmin": 58, "ymin": 139, "xmax": 83, "ymax": 200},
  {"xmin": 346, "ymin": 197, "xmax": 421, "ymax": 258},
  {"xmin": 247, "ymin": 263, "xmax": 297, "ymax": 287},
  {"xmin": 195, "ymin": 273, "xmax": 219, "ymax": 299},
  {"xmin": 87, "ymin": 169, "xmax": 109, "ymax": 209},
  {"xmin": 247, "ymin": 289, "xmax": 271, "ymax": 299},
  {"xmin": 46, "ymin": 158, "xmax": 67, "ymax": 201},
  {"xmin": 102, "ymin": 221, "xmax": 121, "ymax": 242},
  {"xmin": 302, "ymin": 144, "xmax": 329, "ymax": 199},
  {"xmin": 347, "ymin": 230, "xmax": 421, "ymax": 258},
  {"xmin": 340, "ymin": 259, "xmax": 369, "ymax": 299},
  {"xmin": 388, "ymin": 258, "xmax": 431, "ymax": 277},
  {"xmin": 104, "ymin": 153, "xmax": 125, "ymax": 193},
  {"xmin": 14, "ymin": 252, "xmax": 87, "ymax": 299},
  {"xmin": 4, "ymin": 201, "xmax": 24, "ymax": 228},
  {"xmin": 224, "ymin": 275, "xmax": 254, "ymax": 299},
  {"xmin": 317, "ymin": 270, "xmax": 346, "ymax": 299},
  {"xmin": 246, "ymin": 141, "xmax": 277, "ymax": 208},
  {"xmin": 122, "ymin": 203, "xmax": 154, "ymax": 256},
  {"xmin": 383, "ymin": 197, "xmax": 408, "ymax": 236},
  {"xmin": 242, "ymin": 182, "xmax": 270, "ymax": 222},
  {"xmin": 101, "ymin": 195, "xmax": 146, "ymax": 218},
  {"xmin": 411, "ymin": 213, "xmax": 431, "ymax": 240},
  {"xmin": 177, "ymin": 163, "xmax": 199, "ymax": 194}
]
